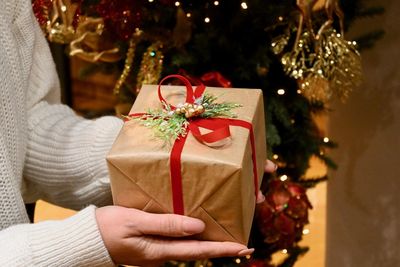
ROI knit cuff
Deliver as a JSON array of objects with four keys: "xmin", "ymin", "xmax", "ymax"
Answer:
[{"xmin": 28, "ymin": 206, "xmax": 115, "ymax": 267}]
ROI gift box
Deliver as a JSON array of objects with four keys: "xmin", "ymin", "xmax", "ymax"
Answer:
[{"xmin": 107, "ymin": 76, "xmax": 266, "ymax": 245}]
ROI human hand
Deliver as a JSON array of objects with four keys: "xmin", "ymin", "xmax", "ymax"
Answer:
[
  {"xmin": 96, "ymin": 206, "xmax": 254, "ymax": 266},
  {"xmin": 256, "ymin": 159, "xmax": 278, "ymax": 203}
]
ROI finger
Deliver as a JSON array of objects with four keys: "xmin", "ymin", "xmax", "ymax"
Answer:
[
  {"xmin": 256, "ymin": 190, "xmax": 265, "ymax": 204},
  {"xmin": 264, "ymin": 159, "xmax": 277, "ymax": 173},
  {"xmin": 134, "ymin": 211, "xmax": 206, "ymax": 237},
  {"xmin": 147, "ymin": 239, "xmax": 253, "ymax": 261}
]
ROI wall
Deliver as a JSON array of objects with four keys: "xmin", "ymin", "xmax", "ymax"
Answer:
[{"xmin": 326, "ymin": 0, "xmax": 400, "ymax": 266}]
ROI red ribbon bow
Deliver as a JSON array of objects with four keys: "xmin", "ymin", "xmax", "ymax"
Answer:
[{"xmin": 130, "ymin": 75, "xmax": 258, "ymax": 215}]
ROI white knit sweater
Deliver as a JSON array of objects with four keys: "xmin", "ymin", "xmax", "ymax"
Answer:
[{"xmin": 0, "ymin": 0, "xmax": 123, "ymax": 265}]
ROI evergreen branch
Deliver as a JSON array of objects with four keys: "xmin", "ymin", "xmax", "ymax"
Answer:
[
  {"xmin": 128, "ymin": 92, "xmax": 241, "ymax": 143},
  {"xmin": 200, "ymin": 93, "xmax": 242, "ymax": 118},
  {"xmin": 355, "ymin": 30, "xmax": 385, "ymax": 50},
  {"xmin": 316, "ymin": 153, "xmax": 338, "ymax": 170},
  {"xmin": 298, "ymin": 175, "xmax": 328, "ymax": 188},
  {"xmin": 356, "ymin": 6, "xmax": 385, "ymax": 18}
]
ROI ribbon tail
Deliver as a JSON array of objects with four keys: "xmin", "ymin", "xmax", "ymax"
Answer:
[{"xmin": 170, "ymin": 133, "xmax": 189, "ymax": 215}]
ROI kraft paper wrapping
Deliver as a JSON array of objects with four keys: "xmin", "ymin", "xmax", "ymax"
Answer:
[{"xmin": 107, "ymin": 84, "xmax": 266, "ymax": 245}]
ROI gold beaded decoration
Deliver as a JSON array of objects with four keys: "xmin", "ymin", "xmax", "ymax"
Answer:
[
  {"xmin": 113, "ymin": 30, "xmax": 142, "ymax": 95},
  {"xmin": 174, "ymin": 103, "xmax": 205, "ymax": 118},
  {"xmin": 136, "ymin": 41, "xmax": 164, "ymax": 93}
]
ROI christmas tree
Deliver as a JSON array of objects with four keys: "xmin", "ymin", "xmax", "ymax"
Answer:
[{"xmin": 32, "ymin": 0, "xmax": 383, "ymax": 266}]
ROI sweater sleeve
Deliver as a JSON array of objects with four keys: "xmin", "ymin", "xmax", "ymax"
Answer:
[
  {"xmin": 0, "ymin": 205, "xmax": 115, "ymax": 267},
  {"xmin": 21, "ymin": 1, "xmax": 124, "ymax": 209},
  {"xmin": 23, "ymin": 103, "xmax": 123, "ymax": 209}
]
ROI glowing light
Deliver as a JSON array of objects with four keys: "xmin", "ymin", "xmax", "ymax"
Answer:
[
  {"xmin": 280, "ymin": 175, "xmax": 288, "ymax": 181},
  {"xmin": 277, "ymin": 89, "xmax": 285, "ymax": 95},
  {"xmin": 235, "ymin": 258, "xmax": 241, "ymax": 264},
  {"xmin": 175, "ymin": 1, "xmax": 180, "ymax": 6},
  {"xmin": 241, "ymin": 2, "xmax": 248, "ymax": 9},
  {"xmin": 186, "ymin": 12, "xmax": 192, "ymax": 18},
  {"xmin": 245, "ymin": 255, "xmax": 251, "ymax": 259},
  {"xmin": 303, "ymin": 228, "xmax": 310, "ymax": 235},
  {"xmin": 297, "ymin": 89, "xmax": 302, "ymax": 94},
  {"xmin": 323, "ymin": 137, "xmax": 330, "ymax": 143},
  {"xmin": 148, "ymin": 0, "xmax": 154, "ymax": 2},
  {"xmin": 273, "ymin": 154, "xmax": 279, "ymax": 160},
  {"xmin": 214, "ymin": 1, "xmax": 219, "ymax": 5},
  {"xmin": 204, "ymin": 17, "xmax": 210, "ymax": 23},
  {"xmin": 282, "ymin": 249, "xmax": 288, "ymax": 254},
  {"xmin": 278, "ymin": 16, "xmax": 284, "ymax": 21}
]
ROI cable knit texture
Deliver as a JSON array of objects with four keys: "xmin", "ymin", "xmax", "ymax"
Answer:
[{"xmin": 0, "ymin": 0, "xmax": 123, "ymax": 265}]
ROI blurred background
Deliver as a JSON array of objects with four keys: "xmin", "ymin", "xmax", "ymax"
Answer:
[{"xmin": 31, "ymin": 0, "xmax": 399, "ymax": 266}]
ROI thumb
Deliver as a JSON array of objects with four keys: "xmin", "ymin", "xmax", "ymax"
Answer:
[
  {"xmin": 136, "ymin": 211, "xmax": 206, "ymax": 237},
  {"xmin": 256, "ymin": 190, "xmax": 266, "ymax": 204}
]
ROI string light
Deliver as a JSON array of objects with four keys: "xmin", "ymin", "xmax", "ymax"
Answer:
[
  {"xmin": 235, "ymin": 258, "xmax": 241, "ymax": 264},
  {"xmin": 245, "ymin": 255, "xmax": 251, "ymax": 259},
  {"xmin": 282, "ymin": 249, "xmax": 288, "ymax": 254},
  {"xmin": 297, "ymin": 89, "xmax": 302, "ymax": 94},
  {"xmin": 204, "ymin": 17, "xmax": 210, "ymax": 23},
  {"xmin": 273, "ymin": 154, "xmax": 279, "ymax": 160},
  {"xmin": 214, "ymin": 1, "xmax": 219, "ymax": 5},
  {"xmin": 278, "ymin": 16, "xmax": 284, "ymax": 21},
  {"xmin": 323, "ymin": 137, "xmax": 330, "ymax": 143},
  {"xmin": 241, "ymin": 2, "xmax": 248, "ymax": 9},
  {"xmin": 302, "ymin": 228, "xmax": 310, "ymax": 235},
  {"xmin": 186, "ymin": 12, "xmax": 192, "ymax": 18},
  {"xmin": 175, "ymin": 1, "xmax": 180, "ymax": 7},
  {"xmin": 277, "ymin": 88, "xmax": 285, "ymax": 95},
  {"xmin": 280, "ymin": 175, "xmax": 288, "ymax": 181},
  {"xmin": 148, "ymin": 0, "xmax": 154, "ymax": 2}
]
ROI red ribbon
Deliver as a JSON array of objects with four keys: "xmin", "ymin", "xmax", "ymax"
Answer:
[{"xmin": 130, "ymin": 75, "xmax": 258, "ymax": 215}]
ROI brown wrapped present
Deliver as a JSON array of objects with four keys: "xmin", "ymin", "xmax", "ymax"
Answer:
[{"xmin": 107, "ymin": 76, "xmax": 266, "ymax": 245}]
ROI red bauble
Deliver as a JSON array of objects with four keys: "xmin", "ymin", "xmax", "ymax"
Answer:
[
  {"xmin": 32, "ymin": 0, "xmax": 53, "ymax": 27},
  {"xmin": 256, "ymin": 179, "xmax": 312, "ymax": 251},
  {"xmin": 96, "ymin": 0, "xmax": 144, "ymax": 40}
]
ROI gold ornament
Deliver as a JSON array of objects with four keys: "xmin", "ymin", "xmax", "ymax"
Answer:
[
  {"xmin": 69, "ymin": 17, "xmax": 122, "ymax": 63},
  {"xmin": 44, "ymin": 0, "xmax": 78, "ymax": 44},
  {"xmin": 284, "ymin": 29, "xmax": 362, "ymax": 102},
  {"xmin": 136, "ymin": 42, "xmax": 164, "ymax": 93},
  {"xmin": 274, "ymin": 0, "xmax": 360, "ymax": 103},
  {"xmin": 299, "ymin": 75, "xmax": 331, "ymax": 102},
  {"xmin": 294, "ymin": 0, "xmax": 318, "ymax": 49},
  {"xmin": 315, "ymin": 0, "xmax": 345, "ymax": 39}
]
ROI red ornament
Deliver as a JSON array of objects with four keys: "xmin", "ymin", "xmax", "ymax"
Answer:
[
  {"xmin": 32, "ymin": 0, "xmax": 53, "ymax": 27},
  {"xmin": 177, "ymin": 69, "xmax": 233, "ymax": 88},
  {"xmin": 256, "ymin": 179, "xmax": 312, "ymax": 251},
  {"xmin": 201, "ymin": 71, "xmax": 232, "ymax": 88},
  {"xmin": 96, "ymin": 0, "xmax": 144, "ymax": 40}
]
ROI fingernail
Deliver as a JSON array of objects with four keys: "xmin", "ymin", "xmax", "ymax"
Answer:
[
  {"xmin": 274, "ymin": 163, "xmax": 278, "ymax": 171},
  {"xmin": 256, "ymin": 191, "xmax": 265, "ymax": 203},
  {"xmin": 182, "ymin": 218, "xmax": 205, "ymax": 235},
  {"xmin": 238, "ymin": 248, "xmax": 255, "ymax": 257}
]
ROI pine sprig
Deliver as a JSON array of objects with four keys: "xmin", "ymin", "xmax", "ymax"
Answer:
[
  {"xmin": 126, "ymin": 92, "xmax": 241, "ymax": 143},
  {"xmin": 200, "ymin": 93, "xmax": 242, "ymax": 118}
]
